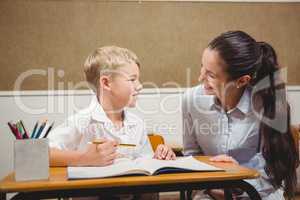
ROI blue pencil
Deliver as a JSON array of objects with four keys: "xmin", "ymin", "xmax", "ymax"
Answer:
[
  {"xmin": 31, "ymin": 121, "xmax": 39, "ymax": 138},
  {"xmin": 35, "ymin": 120, "xmax": 47, "ymax": 139}
]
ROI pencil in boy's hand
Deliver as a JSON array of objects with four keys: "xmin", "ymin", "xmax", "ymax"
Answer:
[
  {"xmin": 118, "ymin": 143, "xmax": 136, "ymax": 147},
  {"xmin": 90, "ymin": 139, "xmax": 136, "ymax": 147}
]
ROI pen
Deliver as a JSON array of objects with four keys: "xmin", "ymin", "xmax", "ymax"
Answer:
[
  {"xmin": 31, "ymin": 121, "xmax": 39, "ymax": 138},
  {"xmin": 43, "ymin": 121, "xmax": 54, "ymax": 138},
  {"xmin": 35, "ymin": 119, "xmax": 47, "ymax": 139},
  {"xmin": 90, "ymin": 140, "xmax": 136, "ymax": 147}
]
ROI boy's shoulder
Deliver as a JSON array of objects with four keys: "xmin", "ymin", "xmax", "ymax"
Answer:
[
  {"xmin": 64, "ymin": 99, "xmax": 97, "ymax": 125},
  {"xmin": 64, "ymin": 107, "xmax": 93, "ymax": 127}
]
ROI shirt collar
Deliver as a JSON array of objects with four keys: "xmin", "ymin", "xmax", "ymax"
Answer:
[
  {"xmin": 234, "ymin": 88, "xmax": 252, "ymax": 115},
  {"xmin": 209, "ymin": 87, "xmax": 252, "ymax": 115},
  {"xmin": 89, "ymin": 96, "xmax": 138, "ymax": 126},
  {"xmin": 123, "ymin": 109, "xmax": 139, "ymax": 127},
  {"xmin": 209, "ymin": 97, "xmax": 221, "ymax": 111}
]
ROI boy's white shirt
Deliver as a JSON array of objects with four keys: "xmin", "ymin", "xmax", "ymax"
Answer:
[{"xmin": 48, "ymin": 96, "xmax": 154, "ymax": 159}]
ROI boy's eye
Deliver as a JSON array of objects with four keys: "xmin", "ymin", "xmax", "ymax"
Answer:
[{"xmin": 128, "ymin": 78, "xmax": 136, "ymax": 82}]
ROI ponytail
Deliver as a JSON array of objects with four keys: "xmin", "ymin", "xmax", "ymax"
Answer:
[{"xmin": 252, "ymin": 42, "xmax": 299, "ymax": 199}]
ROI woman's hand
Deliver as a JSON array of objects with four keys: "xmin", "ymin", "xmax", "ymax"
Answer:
[
  {"xmin": 78, "ymin": 138, "xmax": 119, "ymax": 166},
  {"xmin": 209, "ymin": 154, "xmax": 238, "ymax": 164},
  {"xmin": 153, "ymin": 144, "xmax": 176, "ymax": 160}
]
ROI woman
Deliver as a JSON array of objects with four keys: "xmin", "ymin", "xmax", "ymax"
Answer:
[{"xmin": 182, "ymin": 31, "xmax": 298, "ymax": 199}]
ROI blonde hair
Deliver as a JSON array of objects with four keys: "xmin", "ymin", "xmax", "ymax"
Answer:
[{"xmin": 83, "ymin": 46, "xmax": 140, "ymax": 92}]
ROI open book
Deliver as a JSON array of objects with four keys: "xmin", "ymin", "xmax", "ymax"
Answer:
[{"xmin": 67, "ymin": 156, "xmax": 224, "ymax": 179}]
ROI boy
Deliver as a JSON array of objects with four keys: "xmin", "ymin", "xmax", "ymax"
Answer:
[{"xmin": 49, "ymin": 46, "xmax": 175, "ymax": 167}]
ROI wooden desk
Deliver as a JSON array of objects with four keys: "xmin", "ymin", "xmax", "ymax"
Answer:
[{"xmin": 0, "ymin": 156, "xmax": 261, "ymax": 200}]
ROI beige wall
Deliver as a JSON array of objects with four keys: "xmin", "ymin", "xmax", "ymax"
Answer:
[{"xmin": 0, "ymin": 1, "xmax": 299, "ymax": 90}]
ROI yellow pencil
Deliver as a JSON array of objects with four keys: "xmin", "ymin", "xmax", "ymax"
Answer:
[
  {"xmin": 91, "ymin": 140, "xmax": 136, "ymax": 147},
  {"xmin": 118, "ymin": 143, "xmax": 136, "ymax": 147}
]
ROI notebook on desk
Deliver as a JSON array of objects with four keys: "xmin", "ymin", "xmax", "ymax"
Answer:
[{"xmin": 67, "ymin": 156, "xmax": 224, "ymax": 179}]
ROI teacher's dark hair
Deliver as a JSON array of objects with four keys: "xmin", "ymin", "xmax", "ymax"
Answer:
[{"xmin": 208, "ymin": 30, "xmax": 299, "ymax": 199}]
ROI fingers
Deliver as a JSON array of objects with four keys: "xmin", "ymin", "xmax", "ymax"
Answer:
[
  {"xmin": 154, "ymin": 145, "xmax": 176, "ymax": 160},
  {"xmin": 105, "ymin": 152, "xmax": 118, "ymax": 162},
  {"xmin": 99, "ymin": 139, "xmax": 118, "ymax": 149},
  {"xmin": 209, "ymin": 154, "xmax": 238, "ymax": 164},
  {"xmin": 101, "ymin": 159, "xmax": 114, "ymax": 166},
  {"xmin": 93, "ymin": 137, "xmax": 108, "ymax": 143},
  {"xmin": 161, "ymin": 145, "xmax": 169, "ymax": 158},
  {"xmin": 98, "ymin": 152, "xmax": 118, "ymax": 166},
  {"xmin": 165, "ymin": 149, "xmax": 176, "ymax": 160},
  {"xmin": 82, "ymin": 139, "xmax": 119, "ymax": 166},
  {"xmin": 154, "ymin": 145, "xmax": 164, "ymax": 159},
  {"xmin": 93, "ymin": 140, "xmax": 118, "ymax": 158},
  {"xmin": 95, "ymin": 139, "xmax": 118, "ymax": 153},
  {"xmin": 153, "ymin": 145, "xmax": 164, "ymax": 159},
  {"xmin": 98, "ymin": 142, "xmax": 119, "ymax": 159},
  {"xmin": 171, "ymin": 151, "xmax": 176, "ymax": 160},
  {"xmin": 111, "ymin": 140, "xmax": 119, "ymax": 146},
  {"xmin": 116, "ymin": 153, "xmax": 124, "ymax": 159}
]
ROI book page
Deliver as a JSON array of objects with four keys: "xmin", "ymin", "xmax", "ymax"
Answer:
[
  {"xmin": 68, "ymin": 156, "xmax": 223, "ymax": 179},
  {"xmin": 135, "ymin": 156, "xmax": 223, "ymax": 175},
  {"xmin": 68, "ymin": 158, "xmax": 150, "ymax": 179}
]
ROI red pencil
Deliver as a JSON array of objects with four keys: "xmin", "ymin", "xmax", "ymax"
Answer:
[{"xmin": 7, "ymin": 122, "xmax": 22, "ymax": 139}]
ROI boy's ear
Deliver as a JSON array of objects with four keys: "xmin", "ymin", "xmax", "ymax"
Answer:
[
  {"xmin": 236, "ymin": 75, "xmax": 251, "ymax": 88},
  {"xmin": 99, "ymin": 75, "xmax": 112, "ymax": 91}
]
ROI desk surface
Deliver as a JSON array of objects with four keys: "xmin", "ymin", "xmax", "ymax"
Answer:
[{"xmin": 0, "ymin": 156, "xmax": 259, "ymax": 193}]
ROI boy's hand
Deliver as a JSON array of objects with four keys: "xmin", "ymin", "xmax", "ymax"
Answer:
[
  {"xmin": 209, "ymin": 154, "xmax": 238, "ymax": 164},
  {"xmin": 78, "ymin": 138, "xmax": 119, "ymax": 166},
  {"xmin": 153, "ymin": 144, "xmax": 176, "ymax": 160}
]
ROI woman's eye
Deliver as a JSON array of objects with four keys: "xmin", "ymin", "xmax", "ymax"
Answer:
[{"xmin": 207, "ymin": 73, "xmax": 215, "ymax": 79}]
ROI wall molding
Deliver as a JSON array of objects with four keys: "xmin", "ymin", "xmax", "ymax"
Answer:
[
  {"xmin": 111, "ymin": 0, "xmax": 300, "ymax": 2},
  {"xmin": 0, "ymin": 86, "xmax": 299, "ymax": 97}
]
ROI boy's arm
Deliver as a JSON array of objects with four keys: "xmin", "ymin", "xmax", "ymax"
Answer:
[
  {"xmin": 50, "ymin": 148, "xmax": 82, "ymax": 166},
  {"xmin": 47, "ymin": 115, "xmax": 85, "ymax": 151},
  {"xmin": 50, "ymin": 139, "xmax": 119, "ymax": 167}
]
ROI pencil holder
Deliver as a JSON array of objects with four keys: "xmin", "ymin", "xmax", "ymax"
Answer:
[{"xmin": 14, "ymin": 138, "xmax": 49, "ymax": 181}]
